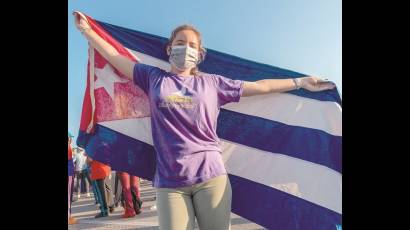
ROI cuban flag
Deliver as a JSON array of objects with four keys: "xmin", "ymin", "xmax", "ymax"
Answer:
[{"xmin": 74, "ymin": 11, "xmax": 342, "ymax": 230}]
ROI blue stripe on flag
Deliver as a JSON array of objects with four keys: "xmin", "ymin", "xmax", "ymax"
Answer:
[
  {"xmin": 97, "ymin": 20, "xmax": 342, "ymax": 105},
  {"xmin": 78, "ymin": 125, "xmax": 156, "ymax": 180},
  {"xmin": 229, "ymin": 174, "xmax": 342, "ymax": 229}
]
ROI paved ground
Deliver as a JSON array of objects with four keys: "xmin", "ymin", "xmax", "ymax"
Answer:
[{"xmin": 69, "ymin": 178, "xmax": 265, "ymax": 229}]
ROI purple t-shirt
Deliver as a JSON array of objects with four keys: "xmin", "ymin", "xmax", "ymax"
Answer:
[{"xmin": 133, "ymin": 63, "xmax": 244, "ymax": 188}]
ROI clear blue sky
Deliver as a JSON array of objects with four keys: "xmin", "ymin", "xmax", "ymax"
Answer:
[{"xmin": 68, "ymin": 0, "xmax": 342, "ymax": 146}]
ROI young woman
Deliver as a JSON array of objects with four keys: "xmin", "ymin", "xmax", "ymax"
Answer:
[{"xmin": 74, "ymin": 13, "xmax": 335, "ymax": 230}]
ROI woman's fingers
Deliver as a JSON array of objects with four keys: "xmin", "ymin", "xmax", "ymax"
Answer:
[
  {"xmin": 314, "ymin": 82, "xmax": 335, "ymax": 91},
  {"xmin": 74, "ymin": 14, "xmax": 81, "ymax": 28},
  {"xmin": 304, "ymin": 76, "xmax": 336, "ymax": 91},
  {"xmin": 73, "ymin": 12, "xmax": 90, "ymax": 30}
]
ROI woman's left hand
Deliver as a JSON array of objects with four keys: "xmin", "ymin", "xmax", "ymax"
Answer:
[{"xmin": 299, "ymin": 76, "xmax": 336, "ymax": 92}]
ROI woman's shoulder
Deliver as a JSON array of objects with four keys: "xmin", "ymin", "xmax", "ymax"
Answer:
[{"xmin": 198, "ymin": 73, "xmax": 223, "ymax": 85}]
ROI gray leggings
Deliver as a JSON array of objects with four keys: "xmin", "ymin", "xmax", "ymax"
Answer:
[{"xmin": 156, "ymin": 175, "xmax": 232, "ymax": 230}]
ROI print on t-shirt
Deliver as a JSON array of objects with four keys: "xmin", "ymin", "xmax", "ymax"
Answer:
[{"xmin": 158, "ymin": 86, "xmax": 196, "ymax": 109}]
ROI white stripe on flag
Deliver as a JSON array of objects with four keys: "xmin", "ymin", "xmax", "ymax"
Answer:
[
  {"xmin": 126, "ymin": 48, "xmax": 342, "ymax": 136},
  {"xmin": 98, "ymin": 118, "xmax": 342, "ymax": 214}
]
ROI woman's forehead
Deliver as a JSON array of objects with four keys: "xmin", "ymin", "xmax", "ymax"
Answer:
[{"xmin": 174, "ymin": 30, "xmax": 199, "ymax": 43}]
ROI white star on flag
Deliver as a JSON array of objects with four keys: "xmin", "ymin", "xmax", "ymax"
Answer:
[{"xmin": 94, "ymin": 64, "xmax": 129, "ymax": 100}]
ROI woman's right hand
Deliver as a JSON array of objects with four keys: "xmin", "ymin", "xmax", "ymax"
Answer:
[
  {"xmin": 71, "ymin": 11, "xmax": 135, "ymax": 80},
  {"xmin": 73, "ymin": 12, "xmax": 91, "ymax": 32}
]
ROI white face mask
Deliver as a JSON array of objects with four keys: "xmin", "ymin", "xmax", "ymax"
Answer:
[{"xmin": 169, "ymin": 45, "xmax": 199, "ymax": 71}]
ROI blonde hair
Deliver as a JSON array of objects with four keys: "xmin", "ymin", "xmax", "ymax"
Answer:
[{"xmin": 166, "ymin": 24, "xmax": 206, "ymax": 76}]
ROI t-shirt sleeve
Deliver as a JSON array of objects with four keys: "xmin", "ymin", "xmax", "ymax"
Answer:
[
  {"xmin": 133, "ymin": 63, "xmax": 158, "ymax": 94},
  {"xmin": 213, "ymin": 75, "xmax": 244, "ymax": 107}
]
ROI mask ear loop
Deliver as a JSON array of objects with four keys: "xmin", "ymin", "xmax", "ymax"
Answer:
[{"xmin": 198, "ymin": 47, "xmax": 206, "ymax": 64}]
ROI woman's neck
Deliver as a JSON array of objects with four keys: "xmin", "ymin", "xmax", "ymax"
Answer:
[{"xmin": 170, "ymin": 66, "xmax": 193, "ymax": 77}]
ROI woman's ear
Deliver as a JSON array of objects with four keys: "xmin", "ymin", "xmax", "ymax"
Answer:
[{"xmin": 166, "ymin": 45, "xmax": 171, "ymax": 56}]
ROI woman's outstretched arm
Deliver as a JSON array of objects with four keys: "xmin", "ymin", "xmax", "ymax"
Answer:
[
  {"xmin": 242, "ymin": 76, "xmax": 335, "ymax": 97},
  {"xmin": 73, "ymin": 12, "xmax": 136, "ymax": 80}
]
